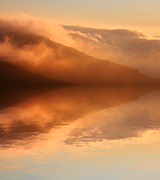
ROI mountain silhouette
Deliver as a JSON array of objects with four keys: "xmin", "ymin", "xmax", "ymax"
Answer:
[
  {"xmin": 0, "ymin": 31, "xmax": 160, "ymax": 85},
  {"xmin": 0, "ymin": 60, "xmax": 71, "ymax": 86}
]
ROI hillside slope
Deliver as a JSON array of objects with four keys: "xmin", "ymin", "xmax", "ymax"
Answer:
[
  {"xmin": 0, "ymin": 31, "xmax": 159, "ymax": 85},
  {"xmin": 0, "ymin": 60, "xmax": 70, "ymax": 86}
]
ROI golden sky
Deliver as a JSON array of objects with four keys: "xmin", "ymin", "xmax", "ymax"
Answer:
[{"xmin": 0, "ymin": 0, "xmax": 160, "ymax": 35}]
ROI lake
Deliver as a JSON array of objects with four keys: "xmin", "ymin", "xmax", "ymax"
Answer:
[{"xmin": 0, "ymin": 86, "xmax": 160, "ymax": 180}]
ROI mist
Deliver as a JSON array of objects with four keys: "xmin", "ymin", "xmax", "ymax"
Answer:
[
  {"xmin": 64, "ymin": 26, "xmax": 160, "ymax": 78},
  {"xmin": 0, "ymin": 14, "xmax": 160, "ymax": 84}
]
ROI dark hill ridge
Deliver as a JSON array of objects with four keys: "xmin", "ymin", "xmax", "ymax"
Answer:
[
  {"xmin": 0, "ymin": 30, "xmax": 160, "ymax": 85},
  {"xmin": 0, "ymin": 60, "xmax": 71, "ymax": 86}
]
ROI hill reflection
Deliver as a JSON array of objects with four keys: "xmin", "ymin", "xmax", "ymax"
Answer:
[{"xmin": 0, "ymin": 86, "xmax": 160, "ymax": 148}]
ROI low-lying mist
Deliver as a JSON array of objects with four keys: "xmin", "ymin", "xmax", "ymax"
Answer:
[{"xmin": 0, "ymin": 14, "xmax": 160, "ymax": 84}]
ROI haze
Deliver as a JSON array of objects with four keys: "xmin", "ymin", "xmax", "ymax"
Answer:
[{"xmin": 1, "ymin": 14, "xmax": 160, "ymax": 80}]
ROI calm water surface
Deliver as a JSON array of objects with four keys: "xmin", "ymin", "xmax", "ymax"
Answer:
[{"xmin": 0, "ymin": 86, "xmax": 160, "ymax": 180}]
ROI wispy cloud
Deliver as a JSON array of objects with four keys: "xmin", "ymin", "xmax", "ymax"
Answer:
[
  {"xmin": 64, "ymin": 26, "xmax": 160, "ymax": 78},
  {"xmin": 0, "ymin": 14, "xmax": 160, "ymax": 83},
  {"xmin": 0, "ymin": 14, "xmax": 75, "ymax": 47}
]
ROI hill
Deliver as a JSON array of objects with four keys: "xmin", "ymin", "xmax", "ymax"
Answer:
[
  {"xmin": 0, "ymin": 30, "xmax": 160, "ymax": 85},
  {"xmin": 0, "ymin": 60, "xmax": 71, "ymax": 86}
]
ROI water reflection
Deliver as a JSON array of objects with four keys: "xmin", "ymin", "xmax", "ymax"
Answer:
[{"xmin": 0, "ymin": 85, "xmax": 159, "ymax": 148}]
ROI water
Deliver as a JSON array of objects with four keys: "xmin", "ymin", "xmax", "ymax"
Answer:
[{"xmin": 0, "ymin": 86, "xmax": 160, "ymax": 180}]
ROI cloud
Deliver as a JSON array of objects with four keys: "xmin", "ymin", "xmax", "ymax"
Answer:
[
  {"xmin": 64, "ymin": 26, "xmax": 160, "ymax": 78},
  {"xmin": 0, "ymin": 14, "xmax": 75, "ymax": 47},
  {"xmin": 0, "ymin": 14, "xmax": 160, "ymax": 84}
]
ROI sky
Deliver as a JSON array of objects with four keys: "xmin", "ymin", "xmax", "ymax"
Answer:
[{"xmin": 0, "ymin": 0, "xmax": 160, "ymax": 36}]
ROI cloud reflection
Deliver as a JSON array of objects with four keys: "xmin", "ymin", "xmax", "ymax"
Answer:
[{"xmin": 0, "ymin": 86, "xmax": 159, "ymax": 148}]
